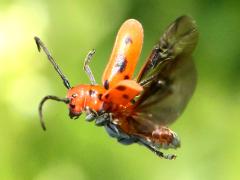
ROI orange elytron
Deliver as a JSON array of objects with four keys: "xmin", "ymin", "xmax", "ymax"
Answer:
[{"xmin": 35, "ymin": 15, "xmax": 198, "ymax": 159}]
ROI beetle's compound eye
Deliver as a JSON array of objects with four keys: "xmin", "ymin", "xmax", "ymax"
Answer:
[{"xmin": 72, "ymin": 93, "xmax": 78, "ymax": 98}]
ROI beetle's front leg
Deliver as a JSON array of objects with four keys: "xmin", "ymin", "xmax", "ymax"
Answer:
[
  {"xmin": 85, "ymin": 107, "xmax": 98, "ymax": 122},
  {"xmin": 95, "ymin": 112, "xmax": 112, "ymax": 126}
]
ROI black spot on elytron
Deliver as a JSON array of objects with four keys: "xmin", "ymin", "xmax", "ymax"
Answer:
[
  {"xmin": 125, "ymin": 36, "xmax": 133, "ymax": 44},
  {"xmin": 104, "ymin": 80, "xmax": 109, "ymax": 90},
  {"xmin": 124, "ymin": 75, "xmax": 129, "ymax": 79},
  {"xmin": 116, "ymin": 85, "xmax": 126, "ymax": 91},
  {"xmin": 115, "ymin": 54, "xmax": 128, "ymax": 73},
  {"xmin": 89, "ymin": 89, "xmax": 95, "ymax": 96},
  {"xmin": 122, "ymin": 94, "xmax": 129, "ymax": 99},
  {"xmin": 105, "ymin": 94, "xmax": 109, "ymax": 99},
  {"xmin": 119, "ymin": 58, "xmax": 127, "ymax": 73},
  {"xmin": 98, "ymin": 93, "xmax": 102, "ymax": 100}
]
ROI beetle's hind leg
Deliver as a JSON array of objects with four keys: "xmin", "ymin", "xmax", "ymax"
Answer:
[
  {"xmin": 83, "ymin": 49, "xmax": 97, "ymax": 85},
  {"xmin": 138, "ymin": 138, "xmax": 176, "ymax": 160}
]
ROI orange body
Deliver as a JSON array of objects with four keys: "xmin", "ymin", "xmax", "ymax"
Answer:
[{"xmin": 36, "ymin": 16, "xmax": 198, "ymax": 159}]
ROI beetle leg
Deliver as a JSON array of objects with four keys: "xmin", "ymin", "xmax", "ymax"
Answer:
[
  {"xmin": 85, "ymin": 113, "xmax": 96, "ymax": 122},
  {"xmin": 83, "ymin": 49, "xmax": 97, "ymax": 85},
  {"xmin": 84, "ymin": 107, "xmax": 98, "ymax": 122},
  {"xmin": 138, "ymin": 138, "xmax": 176, "ymax": 160},
  {"xmin": 104, "ymin": 123, "xmax": 121, "ymax": 137},
  {"xmin": 95, "ymin": 112, "xmax": 111, "ymax": 126}
]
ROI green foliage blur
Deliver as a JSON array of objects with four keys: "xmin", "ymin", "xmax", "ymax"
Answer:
[{"xmin": 0, "ymin": 0, "xmax": 239, "ymax": 179}]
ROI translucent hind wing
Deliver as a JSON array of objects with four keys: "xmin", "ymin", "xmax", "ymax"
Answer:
[
  {"xmin": 134, "ymin": 15, "xmax": 198, "ymax": 125},
  {"xmin": 134, "ymin": 56, "xmax": 197, "ymax": 125},
  {"xmin": 137, "ymin": 15, "xmax": 198, "ymax": 83}
]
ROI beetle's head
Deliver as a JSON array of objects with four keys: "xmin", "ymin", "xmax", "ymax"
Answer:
[{"xmin": 66, "ymin": 86, "xmax": 86, "ymax": 119}]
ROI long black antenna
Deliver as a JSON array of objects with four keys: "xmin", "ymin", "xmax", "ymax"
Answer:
[
  {"xmin": 39, "ymin": 95, "xmax": 70, "ymax": 131},
  {"xmin": 34, "ymin": 36, "xmax": 71, "ymax": 89}
]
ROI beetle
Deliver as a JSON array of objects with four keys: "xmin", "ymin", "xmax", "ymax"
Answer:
[{"xmin": 35, "ymin": 15, "xmax": 198, "ymax": 160}]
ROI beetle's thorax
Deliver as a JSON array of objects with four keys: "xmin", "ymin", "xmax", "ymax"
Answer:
[{"xmin": 67, "ymin": 84, "xmax": 106, "ymax": 117}]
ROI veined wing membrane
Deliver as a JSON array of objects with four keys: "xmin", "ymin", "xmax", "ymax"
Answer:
[{"xmin": 133, "ymin": 15, "xmax": 198, "ymax": 125}]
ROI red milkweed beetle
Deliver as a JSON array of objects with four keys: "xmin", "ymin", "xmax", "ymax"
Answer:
[{"xmin": 35, "ymin": 15, "xmax": 198, "ymax": 160}]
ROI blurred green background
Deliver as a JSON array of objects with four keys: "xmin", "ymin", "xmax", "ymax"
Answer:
[{"xmin": 0, "ymin": 0, "xmax": 240, "ymax": 179}]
